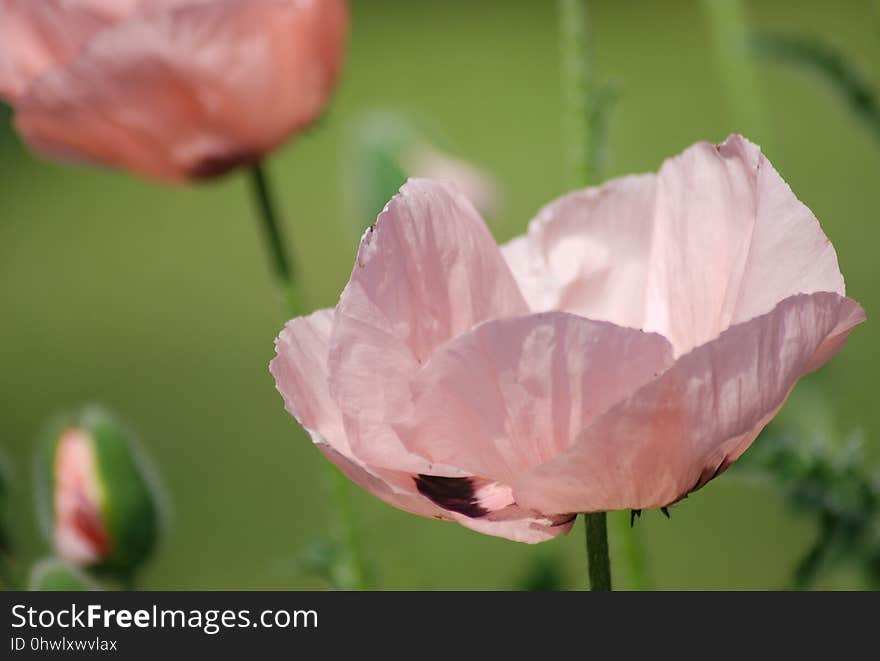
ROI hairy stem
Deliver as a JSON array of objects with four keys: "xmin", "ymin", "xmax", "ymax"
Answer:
[
  {"xmin": 559, "ymin": 0, "xmax": 615, "ymax": 592},
  {"xmin": 702, "ymin": 0, "xmax": 771, "ymax": 142},
  {"xmin": 559, "ymin": 0, "xmax": 596, "ymax": 188},
  {"xmin": 248, "ymin": 162, "xmax": 367, "ymax": 590}
]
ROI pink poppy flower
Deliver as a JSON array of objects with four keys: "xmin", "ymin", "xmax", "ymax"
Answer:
[
  {"xmin": 0, "ymin": 0, "xmax": 347, "ymax": 181},
  {"xmin": 270, "ymin": 135, "xmax": 864, "ymax": 543}
]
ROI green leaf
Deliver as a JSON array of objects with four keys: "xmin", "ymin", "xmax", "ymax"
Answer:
[
  {"xmin": 736, "ymin": 380, "xmax": 880, "ymax": 589},
  {"xmin": 749, "ymin": 30, "xmax": 880, "ymax": 144}
]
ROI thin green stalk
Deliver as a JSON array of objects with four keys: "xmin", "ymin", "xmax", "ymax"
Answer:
[
  {"xmin": 584, "ymin": 513, "xmax": 612, "ymax": 591},
  {"xmin": 249, "ymin": 164, "xmax": 304, "ymax": 316},
  {"xmin": 558, "ymin": 0, "xmax": 595, "ymax": 189},
  {"xmin": 702, "ymin": 0, "xmax": 771, "ymax": 143},
  {"xmin": 330, "ymin": 462, "xmax": 366, "ymax": 590},
  {"xmin": 0, "ymin": 552, "xmax": 21, "ymax": 590},
  {"xmin": 559, "ymin": 0, "xmax": 614, "ymax": 592},
  {"xmin": 248, "ymin": 162, "xmax": 367, "ymax": 590},
  {"xmin": 873, "ymin": 0, "xmax": 880, "ymax": 39}
]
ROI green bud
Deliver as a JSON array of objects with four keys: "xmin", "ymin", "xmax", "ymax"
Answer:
[
  {"xmin": 35, "ymin": 407, "xmax": 162, "ymax": 581},
  {"xmin": 347, "ymin": 111, "xmax": 498, "ymax": 233}
]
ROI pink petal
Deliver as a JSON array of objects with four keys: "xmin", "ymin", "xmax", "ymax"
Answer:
[
  {"xmin": 328, "ymin": 178, "xmax": 530, "ymax": 473},
  {"xmin": 271, "ymin": 309, "xmax": 349, "ymax": 454},
  {"xmin": 330, "ymin": 452, "xmax": 570, "ymax": 542},
  {"xmin": 54, "ymin": 428, "xmax": 110, "ymax": 565},
  {"xmin": 644, "ymin": 135, "xmax": 846, "ymax": 354},
  {"xmin": 315, "ymin": 444, "xmax": 448, "ymax": 520},
  {"xmin": 501, "ymin": 173, "xmax": 657, "ymax": 329},
  {"xmin": 719, "ymin": 138, "xmax": 847, "ymax": 327},
  {"xmin": 514, "ymin": 293, "xmax": 865, "ymax": 515},
  {"xmin": 0, "ymin": 0, "xmax": 136, "ymax": 100},
  {"xmin": 271, "ymin": 310, "xmax": 452, "ymax": 519},
  {"xmin": 271, "ymin": 309, "xmax": 564, "ymax": 542},
  {"xmin": 397, "ymin": 311, "xmax": 674, "ymax": 486},
  {"xmin": 453, "ymin": 508, "xmax": 575, "ymax": 544},
  {"xmin": 13, "ymin": 0, "xmax": 347, "ymax": 181},
  {"xmin": 502, "ymin": 136, "xmax": 847, "ymax": 356}
]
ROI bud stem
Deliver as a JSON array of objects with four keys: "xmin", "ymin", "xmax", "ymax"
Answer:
[
  {"xmin": 248, "ymin": 162, "xmax": 367, "ymax": 590},
  {"xmin": 701, "ymin": 0, "xmax": 770, "ymax": 144},
  {"xmin": 0, "ymin": 553, "xmax": 20, "ymax": 590}
]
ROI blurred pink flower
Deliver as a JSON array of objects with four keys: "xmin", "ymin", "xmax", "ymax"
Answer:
[
  {"xmin": 270, "ymin": 135, "xmax": 864, "ymax": 543},
  {"xmin": 405, "ymin": 145, "xmax": 499, "ymax": 219},
  {"xmin": 53, "ymin": 428, "xmax": 110, "ymax": 565},
  {"xmin": 0, "ymin": 0, "xmax": 347, "ymax": 181}
]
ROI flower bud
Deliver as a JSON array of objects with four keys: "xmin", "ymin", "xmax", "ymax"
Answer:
[
  {"xmin": 37, "ymin": 408, "xmax": 160, "ymax": 578},
  {"xmin": 347, "ymin": 111, "xmax": 499, "ymax": 229},
  {"xmin": 404, "ymin": 145, "xmax": 499, "ymax": 220}
]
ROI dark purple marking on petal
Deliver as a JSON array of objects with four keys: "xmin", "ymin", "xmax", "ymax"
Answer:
[{"xmin": 414, "ymin": 475, "xmax": 489, "ymax": 518}]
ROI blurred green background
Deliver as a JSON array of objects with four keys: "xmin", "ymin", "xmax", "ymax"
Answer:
[{"xmin": 1, "ymin": 0, "xmax": 878, "ymax": 589}]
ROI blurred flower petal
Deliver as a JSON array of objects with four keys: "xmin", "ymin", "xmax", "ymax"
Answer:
[
  {"xmin": 406, "ymin": 145, "xmax": 499, "ymax": 219},
  {"xmin": 0, "ymin": 0, "xmax": 135, "ymax": 99},
  {"xmin": 8, "ymin": 0, "xmax": 347, "ymax": 180}
]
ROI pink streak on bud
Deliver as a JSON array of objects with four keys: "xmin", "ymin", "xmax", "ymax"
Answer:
[{"xmin": 54, "ymin": 428, "xmax": 111, "ymax": 566}]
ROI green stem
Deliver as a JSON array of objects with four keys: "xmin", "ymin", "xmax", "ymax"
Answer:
[
  {"xmin": 559, "ymin": 0, "xmax": 614, "ymax": 592},
  {"xmin": 701, "ymin": 0, "xmax": 770, "ymax": 143},
  {"xmin": 249, "ymin": 164, "xmax": 304, "ymax": 316},
  {"xmin": 558, "ymin": 0, "xmax": 595, "ymax": 189},
  {"xmin": 0, "ymin": 552, "xmax": 21, "ymax": 590},
  {"xmin": 330, "ymin": 463, "xmax": 366, "ymax": 590},
  {"xmin": 248, "ymin": 162, "xmax": 367, "ymax": 590},
  {"xmin": 584, "ymin": 513, "xmax": 612, "ymax": 591},
  {"xmin": 872, "ymin": 0, "xmax": 880, "ymax": 40}
]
